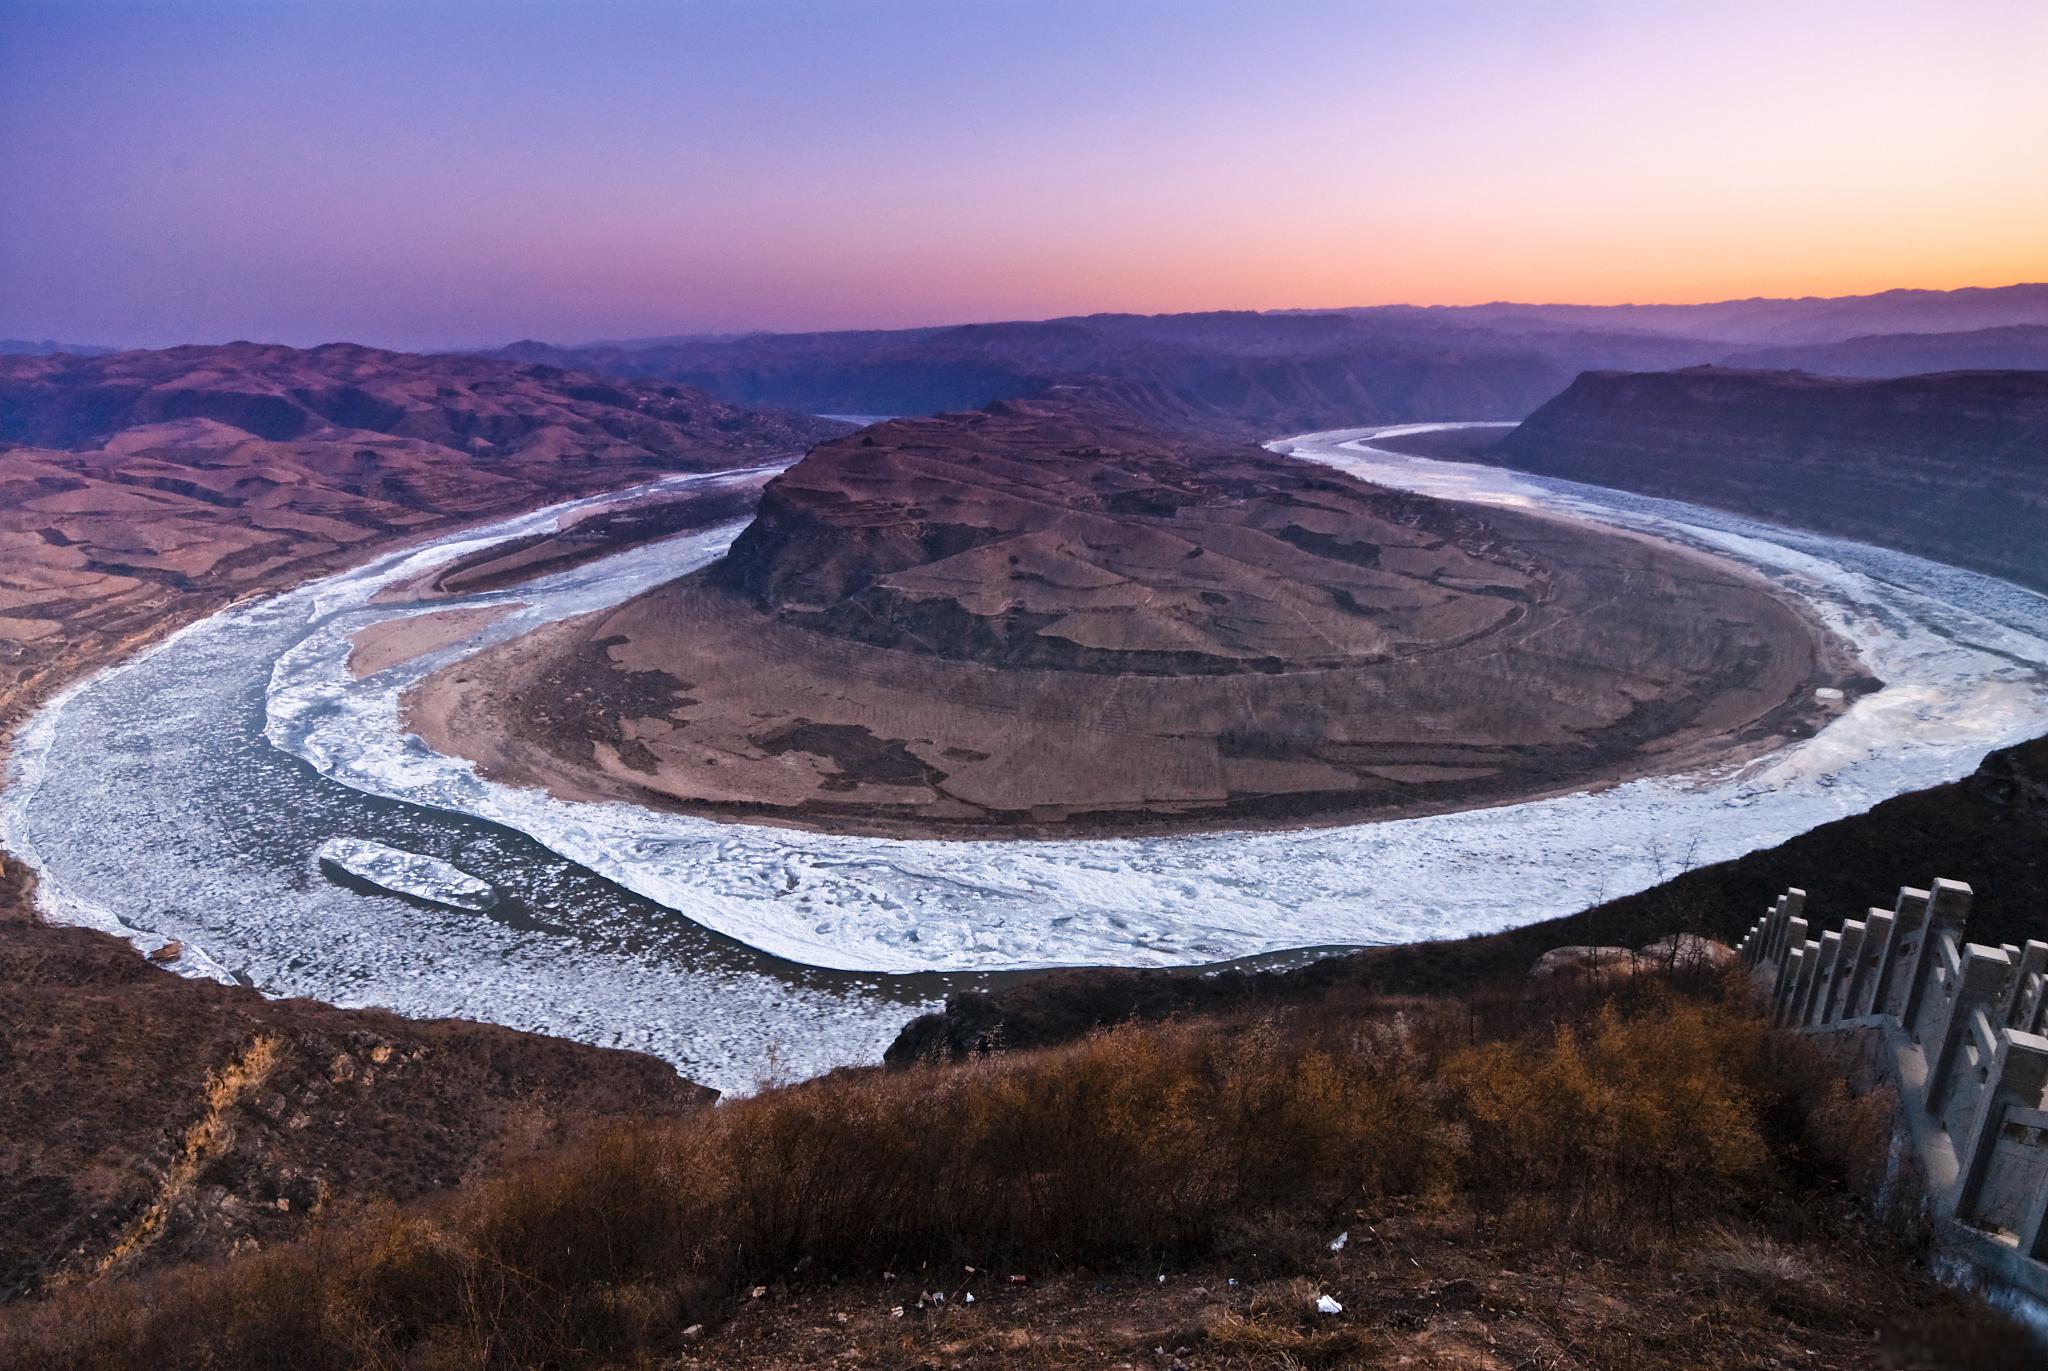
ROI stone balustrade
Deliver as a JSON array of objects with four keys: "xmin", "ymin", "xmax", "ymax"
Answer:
[{"xmin": 1739, "ymin": 878, "xmax": 2048, "ymax": 1307}]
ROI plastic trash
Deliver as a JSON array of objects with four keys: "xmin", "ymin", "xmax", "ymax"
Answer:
[
  {"xmin": 1316, "ymin": 1294, "xmax": 1343, "ymax": 1315},
  {"xmin": 1329, "ymin": 1230, "xmax": 1349, "ymax": 1252}
]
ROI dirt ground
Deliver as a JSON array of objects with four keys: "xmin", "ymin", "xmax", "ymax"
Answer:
[{"xmin": 627, "ymin": 1207, "xmax": 2023, "ymax": 1371}]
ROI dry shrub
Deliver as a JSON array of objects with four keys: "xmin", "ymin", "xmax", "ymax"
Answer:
[
  {"xmin": 0, "ymin": 976, "xmax": 1858, "ymax": 1370},
  {"xmin": 1443, "ymin": 996, "xmax": 1771, "ymax": 1234}
]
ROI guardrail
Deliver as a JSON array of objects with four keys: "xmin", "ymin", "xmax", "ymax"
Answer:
[{"xmin": 1738, "ymin": 879, "xmax": 2048, "ymax": 1309}]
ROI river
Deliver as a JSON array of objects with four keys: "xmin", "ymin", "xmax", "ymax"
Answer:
[{"xmin": 7, "ymin": 428, "xmax": 2048, "ymax": 1094}]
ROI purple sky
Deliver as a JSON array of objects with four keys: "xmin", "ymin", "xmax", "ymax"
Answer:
[{"xmin": 4, "ymin": 0, "xmax": 2045, "ymax": 350}]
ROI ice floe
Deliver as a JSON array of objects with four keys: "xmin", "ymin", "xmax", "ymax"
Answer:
[{"xmin": 316, "ymin": 837, "xmax": 499, "ymax": 911}]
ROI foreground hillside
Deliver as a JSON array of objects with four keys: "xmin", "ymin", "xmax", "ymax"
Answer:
[
  {"xmin": 1493, "ymin": 367, "xmax": 2048, "ymax": 591},
  {"xmin": 0, "ymin": 968, "xmax": 2019, "ymax": 1369},
  {"xmin": 0, "ymin": 862, "xmax": 710, "ymax": 1301},
  {"xmin": 405, "ymin": 393, "xmax": 1837, "ymax": 835},
  {"xmin": 0, "ymin": 344, "xmax": 841, "ymax": 1296}
]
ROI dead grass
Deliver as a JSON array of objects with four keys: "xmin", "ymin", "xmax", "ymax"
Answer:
[{"xmin": 0, "ymin": 970, "xmax": 2025, "ymax": 1369}]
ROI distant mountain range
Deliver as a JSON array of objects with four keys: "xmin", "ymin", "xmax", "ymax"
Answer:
[
  {"xmin": 1350, "ymin": 282, "xmax": 2048, "ymax": 345},
  {"xmin": 0, "ymin": 338, "xmax": 114, "ymax": 357},
  {"xmin": 1722, "ymin": 324, "xmax": 2048, "ymax": 377},
  {"xmin": 489, "ymin": 283, "xmax": 2048, "ymax": 432}
]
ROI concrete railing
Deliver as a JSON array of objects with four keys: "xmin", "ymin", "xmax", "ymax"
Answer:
[{"xmin": 1739, "ymin": 879, "xmax": 2048, "ymax": 1306}]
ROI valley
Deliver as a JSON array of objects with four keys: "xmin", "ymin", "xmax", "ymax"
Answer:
[{"xmin": 12, "ymin": 411, "xmax": 2048, "ymax": 1102}]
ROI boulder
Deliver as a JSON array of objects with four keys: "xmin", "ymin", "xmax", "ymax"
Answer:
[
  {"xmin": 1637, "ymin": 934, "xmax": 1737, "ymax": 970},
  {"xmin": 1529, "ymin": 945, "xmax": 1635, "ymax": 980}
]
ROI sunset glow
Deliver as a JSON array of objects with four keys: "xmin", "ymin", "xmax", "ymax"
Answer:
[{"xmin": 4, "ymin": 0, "xmax": 2045, "ymax": 348}]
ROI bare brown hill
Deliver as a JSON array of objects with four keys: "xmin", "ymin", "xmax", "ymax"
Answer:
[
  {"xmin": 0, "ymin": 343, "xmax": 839, "ymax": 734},
  {"xmin": 410, "ymin": 395, "xmax": 1844, "ymax": 836},
  {"xmin": 1492, "ymin": 367, "xmax": 2048, "ymax": 591}
]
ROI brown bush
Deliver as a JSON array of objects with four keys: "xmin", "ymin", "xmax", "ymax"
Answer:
[{"xmin": 0, "ymin": 974, "xmax": 1882, "ymax": 1370}]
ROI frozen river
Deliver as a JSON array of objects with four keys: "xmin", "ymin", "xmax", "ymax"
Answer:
[{"xmin": 8, "ymin": 427, "xmax": 2048, "ymax": 1092}]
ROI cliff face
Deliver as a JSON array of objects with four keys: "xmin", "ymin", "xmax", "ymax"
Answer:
[{"xmin": 1493, "ymin": 367, "xmax": 2048, "ymax": 591}]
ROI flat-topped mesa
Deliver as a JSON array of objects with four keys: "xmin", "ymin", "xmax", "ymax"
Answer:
[
  {"xmin": 407, "ymin": 397, "xmax": 1847, "ymax": 836},
  {"xmin": 708, "ymin": 398, "xmax": 1542, "ymax": 675}
]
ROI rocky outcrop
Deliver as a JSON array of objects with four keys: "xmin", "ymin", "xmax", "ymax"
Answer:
[{"xmin": 1492, "ymin": 367, "xmax": 2048, "ymax": 591}]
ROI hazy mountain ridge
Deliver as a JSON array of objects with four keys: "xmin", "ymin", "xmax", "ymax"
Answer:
[
  {"xmin": 0, "ymin": 341, "xmax": 835, "ymax": 455},
  {"xmin": 0, "ymin": 339, "xmax": 115, "ymax": 358},
  {"xmin": 1493, "ymin": 366, "xmax": 2048, "ymax": 591},
  {"xmin": 1721, "ymin": 324, "xmax": 2048, "ymax": 376},
  {"xmin": 1353, "ymin": 282, "xmax": 2048, "ymax": 344},
  {"xmin": 492, "ymin": 284, "xmax": 2048, "ymax": 430}
]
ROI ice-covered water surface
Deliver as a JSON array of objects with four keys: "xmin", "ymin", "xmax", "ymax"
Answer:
[
  {"xmin": 270, "ymin": 425, "xmax": 2048, "ymax": 972},
  {"xmin": 9, "ymin": 429, "xmax": 2048, "ymax": 1089},
  {"xmin": 1, "ymin": 469, "xmax": 938, "ymax": 1095}
]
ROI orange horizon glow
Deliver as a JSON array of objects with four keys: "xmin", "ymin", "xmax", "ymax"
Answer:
[{"xmin": 4, "ymin": 0, "xmax": 2045, "ymax": 348}]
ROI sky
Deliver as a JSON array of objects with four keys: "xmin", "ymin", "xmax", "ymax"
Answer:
[{"xmin": 3, "ymin": 0, "xmax": 2046, "ymax": 350}]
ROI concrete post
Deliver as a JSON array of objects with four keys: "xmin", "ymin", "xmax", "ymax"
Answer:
[
  {"xmin": 1926, "ymin": 944, "xmax": 2014, "ymax": 1116},
  {"xmin": 1877, "ymin": 886, "xmax": 1933, "ymax": 1021},
  {"xmin": 1900, "ymin": 882, "xmax": 1973, "ymax": 1027},
  {"xmin": 1853, "ymin": 909, "xmax": 1897, "ymax": 1020},
  {"xmin": 1955, "ymin": 1029, "xmax": 2048, "ymax": 1230},
  {"xmin": 1771, "ymin": 916, "xmax": 1810, "ymax": 1008},
  {"xmin": 1790, "ymin": 940, "xmax": 1825, "ymax": 1028},
  {"xmin": 1772, "ymin": 888, "xmax": 1807, "ymax": 964},
  {"xmin": 2005, "ymin": 941, "xmax": 2048, "ymax": 1034},
  {"xmin": 1827, "ymin": 920, "xmax": 1869, "ymax": 1024},
  {"xmin": 1777, "ymin": 944, "xmax": 1809, "ymax": 1026},
  {"xmin": 1808, "ymin": 930, "xmax": 1844, "ymax": 1027}
]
